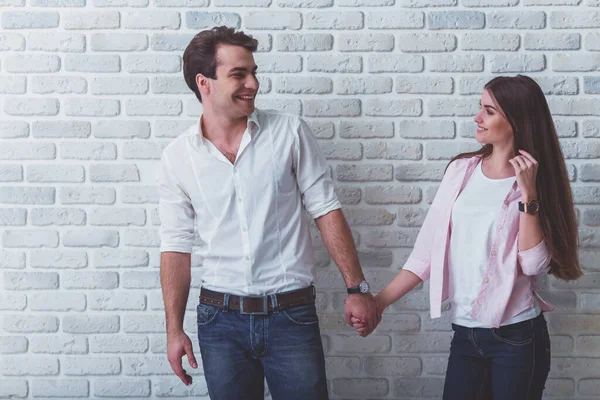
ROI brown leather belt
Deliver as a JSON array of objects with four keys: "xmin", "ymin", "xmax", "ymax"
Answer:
[{"xmin": 199, "ymin": 286, "xmax": 315, "ymax": 315}]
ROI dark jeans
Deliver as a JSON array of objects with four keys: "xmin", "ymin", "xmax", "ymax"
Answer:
[
  {"xmin": 443, "ymin": 313, "xmax": 551, "ymax": 400},
  {"xmin": 196, "ymin": 299, "xmax": 329, "ymax": 400}
]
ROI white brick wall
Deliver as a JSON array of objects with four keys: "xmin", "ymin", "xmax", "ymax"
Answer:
[{"xmin": 1, "ymin": 1, "xmax": 599, "ymax": 399}]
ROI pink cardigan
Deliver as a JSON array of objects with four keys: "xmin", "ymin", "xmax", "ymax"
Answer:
[{"xmin": 403, "ymin": 156, "xmax": 554, "ymax": 328}]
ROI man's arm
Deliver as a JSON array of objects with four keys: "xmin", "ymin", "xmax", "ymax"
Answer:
[
  {"xmin": 161, "ymin": 251, "xmax": 197, "ymax": 386},
  {"xmin": 315, "ymin": 209, "xmax": 379, "ymax": 334}
]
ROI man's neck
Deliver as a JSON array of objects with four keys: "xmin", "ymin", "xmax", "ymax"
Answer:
[{"xmin": 201, "ymin": 108, "xmax": 249, "ymax": 144}]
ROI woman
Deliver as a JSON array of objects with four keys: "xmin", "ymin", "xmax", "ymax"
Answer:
[{"xmin": 352, "ymin": 75, "xmax": 582, "ymax": 399}]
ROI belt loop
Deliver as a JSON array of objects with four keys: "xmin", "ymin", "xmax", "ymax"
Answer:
[
  {"xmin": 269, "ymin": 294, "xmax": 279, "ymax": 313},
  {"xmin": 223, "ymin": 293, "xmax": 230, "ymax": 313}
]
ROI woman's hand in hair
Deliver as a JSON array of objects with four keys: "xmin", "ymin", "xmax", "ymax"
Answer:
[{"xmin": 509, "ymin": 149, "xmax": 538, "ymax": 200}]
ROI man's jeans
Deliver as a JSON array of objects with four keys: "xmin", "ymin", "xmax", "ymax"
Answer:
[
  {"xmin": 196, "ymin": 301, "xmax": 329, "ymax": 400},
  {"xmin": 443, "ymin": 312, "xmax": 551, "ymax": 400}
]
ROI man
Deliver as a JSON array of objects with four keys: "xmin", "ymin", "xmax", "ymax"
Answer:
[{"xmin": 158, "ymin": 26, "xmax": 378, "ymax": 400}]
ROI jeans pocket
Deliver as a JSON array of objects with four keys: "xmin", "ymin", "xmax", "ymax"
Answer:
[
  {"xmin": 282, "ymin": 304, "xmax": 319, "ymax": 326},
  {"xmin": 197, "ymin": 304, "xmax": 221, "ymax": 326},
  {"xmin": 491, "ymin": 325, "xmax": 533, "ymax": 346}
]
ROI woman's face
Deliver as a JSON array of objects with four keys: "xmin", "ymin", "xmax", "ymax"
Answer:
[{"xmin": 473, "ymin": 89, "xmax": 514, "ymax": 147}]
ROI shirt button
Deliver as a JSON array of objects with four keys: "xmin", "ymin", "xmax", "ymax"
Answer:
[
  {"xmin": 242, "ymin": 226, "xmax": 247, "ymax": 232},
  {"xmin": 237, "ymin": 197, "xmax": 242, "ymax": 203},
  {"xmin": 503, "ymin": 200, "xmax": 509, "ymax": 205},
  {"xmin": 483, "ymin": 277, "xmax": 489, "ymax": 284},
  {"xmin": 490, "ymin": 251, "xmax": 497, "ymax": 256},
  {"xmin": 245, "ymin": 255, "xmax": 250, "ymax": 261},
  {"xmin": 497, "ymin": 225, "xmax": 503, "ymax": 231}
]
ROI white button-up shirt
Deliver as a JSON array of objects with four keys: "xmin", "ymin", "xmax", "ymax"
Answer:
[{"xmin": 158, "ymin": 109, "xmax": 341, "ymax": 296}]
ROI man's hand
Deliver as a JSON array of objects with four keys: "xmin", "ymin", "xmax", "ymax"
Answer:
[
  {"xmin": 351, "ymin": 295, "xmax": 384, "ymax": 336},
  {"xmin": 167, "ymin": 331, "xmax": 198, "ymax": 386},
  {"xmin": 344, "ymin": 293, "xmax": 380, "ymax": 336}
]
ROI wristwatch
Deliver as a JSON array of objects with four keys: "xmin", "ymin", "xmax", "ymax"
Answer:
[
  {"xmin": 518, "ymin": 199, "xmax": 540, "ymax": 215},
  {"xmin": 347, "ymin": 280, "xmax": 370, "ymax": 295}
]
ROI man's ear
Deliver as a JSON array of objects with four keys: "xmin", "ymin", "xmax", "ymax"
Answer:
[{"xmin": 196, "ymin": 74, "xmax": 209, "ymax": 97}]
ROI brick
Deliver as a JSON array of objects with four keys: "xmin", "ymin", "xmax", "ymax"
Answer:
[
  {"xmin": 121, "ymin": 186, "xmax": 159, "ymax": 204},
  {"xmin": 275, "ymin": 77, "xmax": 332, "ymax": 94},
  {"xmin": 122, "ymin": 271, "xmax": 160, "ymax": 289},
  {"xmin": 320, "ymin": 141, "xmax": 362, "ymax": 161},
  {"xmin": 304, "ymin": 11, "xmax": 363, "ymax": 29},
  {"xmin": 62, "ymin": 272, "xmax": 118, "ymax": 289},
  {"xmin": 152, "ymin": 76, "xmax": 189, "ymax": 94},
  {"xmin": 336, "ymin": 164, "xmax": 393, "ymax": 182},
  {"xmin": 332, "ymin": 378, "xmax": 389, "ymax": 398},
  {"xmin": 583, "ymin": 121, "xmax": 600, "ymax": 138},
  {"xmin": 573, "ymin": 187, "xmax": 600, "ymax": 204},
  {"xmin": 523, "ymin": 0, "xmax": 579, "ymax": 3},
  {"xmin": 368, "ymin": 11, "xmax": 423, "ymax": 29},
  {"xmin": 0, "ymin": 76, "xmax": 26, "ymax": 94},
  {"xmin": 331, "ymin": 333, "xmax": 392, "ymax": 353},
  {"xmin": 525, "ymin": 33, "xmax": 580, "ymax": 50},
  {"xmin": 365, "ymin": 228, "xmax": 420, "ymax": 247},
  {"xmin": 64, "ymin": 11, "xmax": 120, "ymax": 29},
  {"xmin": 276, "ymin": 33, "xmax": 333, "ymax": 51},
  {"xmin": 63, "ymin": 357, "xmax": 121, "ymax": 375},
  {"xmin": 365, "ymin": 99, "xmax": 422, "ymax": 117},
  {"xmin": 364, "ymin": 142, "xmax": 422, "ymax": 161},
  {"xmin": 463, "ymin": 0, "xmax": 518, "ymax": 4},
  {"xmin": 123, "ymin": 229, "xmax": 160, "ymax": 247},
  {"xmin": 30, "ymin": 250, "xmax": 87, "ymax": 268},
  {"xmin": 153, "ymin": 378, "xmax": 208, "ymax": 397},
  {"xmin": 30, "ymin": 208, "xmax": 85, "ymax": 226},
  {"xmin": 255, "ymin": 54, "xmax": 302, "ymax": 73},
  {"xmin": 342, "ymin": 208, "xmax": 395, "ymax": 226},
  {"xmin": 123, "ymin": 315, "xmax": 165, "ymax": 333},
  {"xmin": 63, "ymin": 229, "xmax": 119, "ymax": 247},
  {"xmin": 94, "ymin": 379, "xmax": 152, "ymax": 397},
  {"xmin": 584, "ymin": 76, "xmax": 600, "ymax": 94},
  {"xmin": 428, "ymin": 98, "xmax": 478, "ymax": 117},
  {"xmin": 27, "ymin": 165, "xmax": 85, "ymax": 183},
  {"xmin": 396, "ymin": 76, "xmax": 453, "ymax": 94},
  {"xmin": 29, "ymin": 292, "xmax": 86, "ymax": 311},
  {"xmin": 276, "ymin": 0, "xmax": 329, "ymax": 5},
  {"xmin": 123, "ymin": 356, "xmax": 174, "ymax": 375},
  {"xmin": 32, "ymin": 121, "xmax": 89, "ymax": 139},
  {"xmin": 487, "ymin": 11, "xmax": 546, "ymax": 29},
  {"xmin": 4, "ymin": 54, "xmax": 60, "ymax": 72},
  {"xmin": 4, "ymin": 271, "xmax": 57, "ymax": 292},
  {"xmin": 3, "ymin": 315, "xmax": 59, "ymax": 333},
  {"xmin": 27, "ymin": 32, "xmax": 85, "ymax": 52},
  {"xmin": 337, "ymin": 76, "xmax": 392, "ymax": 95},
  {"xmin": 31, "ymin": 0, "xmax": 85, "ymax": 5},
  {"xmin": 245, "ymin": 11, "xmax": 300, "ymax": 29},
  {"xmin": 0, "ymin": 33, "xmax": 25, "ymax": 50},
  {"xmin": 551, "ymin": 11, "xmax": 600, "ymax": 28},
  {"xmin": 90, "ymin": 164, "xmax": 139, "ymax": 182},
  {"xmin": 0, "ymin": 187, "xmax": 55, "ymax": 204},
  {"xmin": 123, "ymin": 141, "xmax": 164, "ymax": 159},
  {"xmin": 155, "ymin": 0, "xmax": 208, "ymax": 4},
  {"xmin": 65, "ymin": 55, "xmax": 120, "ymax": 72},
  {"xmin": 64, "ymin": 99, "xmax": 120, "ymax": 117},
  {"xmin": 397, "ymin": 33, "xmax": 456, "ymax": 52},
  {"xmin": 4, "ymin": 98, "xmax": 59, "ymax": 116},
  {"xmin": 395, "ymin": 333, "xmax": 452, "ymax": 352},
  {"xmin": 32, "ymin": 380, "xmax": 89, "ymax": 398},
  {"xmin": 63, "ymin": 316, "xmax": 120, "ymax": 334},
  {"xmin": 186, "ymin": 11, "xmax": 240, "ymax": 29},
  {"xmin": 552, "ymin": 54, "xmax": 600, "ymax": 72},
  {"xmin": 586, "ymin": 33, "xmax": 600, "ymax": 51},
  {"xmin": 1, "ymin": 11, "xmax": 59, "ymax": 28},
  {"xmin": 363, "ymin": 357, "xmax": 421, "ymax": 377},
  {"xmin": 89, "ymin": 292, "xmax": 146, "ymax": 311},
  {"xmin": 392, "ymin": 378, "xmax": 445, "ymax": 397},
  {"xmin": 339, "ymin": 121, "xmax": 393, "ymax": 139},
  {"xmin": 304, "ymin": 99, "xmax": 360, "ymax": 117},
  {"xmin": 428, "ymin": 11, "xmax": 484, "ymax": 29},
  {"xmin": 0, "ymin": 357, "xmax": 59, "ymax": 376},
  {"xmin": 549, "ymin": 98, "xmax": 600, "ymax": 116},
  {"xmin": 3, "ymin": 231, "xmax": 59, "ymax": 249},
  {"xmin": 123, "ymin": 11, "xmax": 180, "ymax": 29},
  {"xmin": 93, "ymin": 0, "xmax": 149, "ymax": 5},
  {"xmin": 93, "ymin": 121, "xmax": 151, "ymax": 139},
  {"xmin": 92, "ymin": 33, "xmax": 148, "ymax": 51},
  {"xmin": 426, "ymin": 141, "xmax": 482, "ymax": 160},
  {"xmin": 90, "ymin": 336, "xmax": 149, "ymax": 353},
  {"xmin": 91, "ymin": 77, "xmax": 149, "ymax": 95},
  {"xmin": 0, "ymin": 380, "xmax": 27, "ymax": 398},
  {"xmin": 550, "ymin": 357, "xmax": 600, "ymax": 378},
  {"xmin": 60, "ymin": 187, "xmax": 116, "ymax": 205},
  {"xmin": 0, "ymin": 208, "xmax": 26, "ymax": 226},
  {"xmin": 0, "ymin": 121, "xmax": 29, "ymax": 139},
  {"xmin": 461, "ymin": 32, "xmax": 520, "ymax": 51},
  {"xmin": 396, "ymin": 163, "xmax": 445, "ymax": 181},
  {"xmin": 126, "ymin": 99, "xmax": 182, "ymax": 116},
  {"xmin": 306, "ymin": 54, "xmax": 362, "ymax": 73},
  {"xmin": 0, "ymin": 250, "xmax": 25, "ymax": 269},
  {"xmin": 31, "ymin": 76, "xmax": 87, "ymax": 95},
  {"xmin": 60, "ymin": 142, "xmax": 117, "ymax": 161},
  {"xmin": 429, "ymin": 54, "xmax": 484, "ymax": 72},
  {"xmin": 580, "ymin": 164, "xmax": 600, "ymax": 182},
  {"xmin": 580, "ymin": 379, "xmax": 600, "ymax": 396},
  {"xmin": 399, "ymin": 120, "xmax": 455, "ymax": 139},
  {"xmin": 581, "ymin": 292, "xmax": 600, "ymax": 311},
  {"xmin": 0, "ymin": 165, "xmax": 23, "ymax": 182},
  {"xmin": 0, "ymin": 336, "xmax": 28, "ymax": 354},
  {"xmin": 150, "ymin": 33, "xmax": 194, "ymax": 51},
  {"xmin": 337, "ymin": 0, "xmax": 393, "ymax": 4}
]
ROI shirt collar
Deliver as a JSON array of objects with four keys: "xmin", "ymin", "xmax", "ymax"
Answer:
[{"xmin": 192, "ymin": 109, "xmax": 261, "ymax": 149}]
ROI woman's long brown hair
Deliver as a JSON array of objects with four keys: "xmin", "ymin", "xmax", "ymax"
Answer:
[{"xmin": 449, "ymin": 75, "xmax": 582, "ymax": 281}]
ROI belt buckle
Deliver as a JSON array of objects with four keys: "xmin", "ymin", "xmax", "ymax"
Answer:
[{"xmin": 239, "ymin": 295, "xmax": 269, "ymax": 315}]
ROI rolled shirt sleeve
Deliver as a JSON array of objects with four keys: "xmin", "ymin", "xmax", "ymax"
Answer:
[
  {"xmin": 517, "ymin": 238, "xmax": 552, "ymax": 276},
  {"xmin": 157, "ymin": 154, "xmax": 195, "ymax": 253},
  {"xmin": 293, "ymin": 118, "xmax": 341, "ymax": 219}
]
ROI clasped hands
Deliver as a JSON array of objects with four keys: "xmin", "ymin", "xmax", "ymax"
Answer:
[{"xmin": 345, "ymin": 293, "xmax": 383, "ymax": 337}]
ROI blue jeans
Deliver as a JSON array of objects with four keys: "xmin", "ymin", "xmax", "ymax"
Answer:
[
  {"xmin": 196, "ymin": 298, "xmax": 329, "ymax": 400},
  {"xmin": 443, "ymin": 313, "xmax": 551, "ymax": 400}
]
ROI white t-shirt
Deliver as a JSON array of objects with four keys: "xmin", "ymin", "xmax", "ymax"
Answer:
[{"xmin": 448, "ymin": 161, "xmax": 541, "ymax": 328}]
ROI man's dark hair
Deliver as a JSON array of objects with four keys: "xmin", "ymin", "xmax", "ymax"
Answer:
[{"xmin": 183, "ymin": 26, "xmax": 258, "ymax": 103}]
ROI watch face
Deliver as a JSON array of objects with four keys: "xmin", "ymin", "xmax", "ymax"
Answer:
[
  {"xmin": 359, "ymin": 281, "xmax": 370, "ymax": 293},
  {"xmin": 528, "ymin": 201, "xmax": 539, "ymax": 214}
]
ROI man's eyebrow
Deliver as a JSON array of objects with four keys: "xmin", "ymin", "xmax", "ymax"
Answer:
[{"xmin": 228, "ymin": 66, "xmax": 259, "ymax": 73}]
